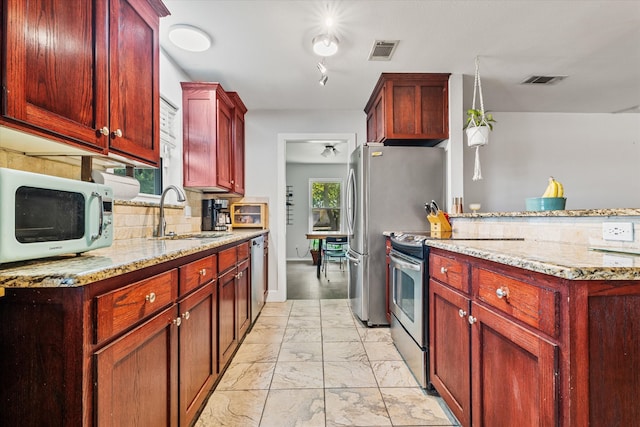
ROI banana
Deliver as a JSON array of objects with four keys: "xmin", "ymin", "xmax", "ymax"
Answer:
[{"xmin": 541, "ymin": 176, "xmax": 564, "ymax": 198}]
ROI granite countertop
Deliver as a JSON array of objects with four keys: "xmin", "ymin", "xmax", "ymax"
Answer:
[
  {"xmin": 426, "ymin": 239, "xmax": 640, "ymax": 281},
  {"xmin": 0, "ymin": 230, "xmax": 267, "ymax": 289}
]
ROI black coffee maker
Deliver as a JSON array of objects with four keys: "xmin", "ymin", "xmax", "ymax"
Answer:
[{"xmin": 202, "ymin": 199, "xmax": 228, "ymax": 231}]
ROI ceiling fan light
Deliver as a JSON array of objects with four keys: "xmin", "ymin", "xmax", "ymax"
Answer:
[
  {"xmin": 312, "ymin": 34, "xmax": 339, "ymax": 56},
  {"xmin": 168, "ymin": 24, "xmax": 211, "ymax": 52}
]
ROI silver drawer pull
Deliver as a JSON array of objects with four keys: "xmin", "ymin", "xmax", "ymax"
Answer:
[
  {"xmin": 181, "ymin": 311, "xmax": 190, "ymax": 320},
  {"xmin": 173, "ymin": 317, "xmax": 182, "ymax": 327},
  {"xmin": 468, "ymin": 316, "xmax": 477, "ymax": 325},
  {"xmin": 111, "ymin": 128, "xmax": 123, "ymax": 138},
  {"xmin": 199, "ymin": 268, "xmax": 207, "ymax": 276},
  {"xmin": 99, "ymin": 126, "xmax": 109, "ymax": 136},
  {"xmin": 496, "ymin": 287, "xmax": 508, "ymax": 299},
  {"xmin": 145, "ymin": 292, "xmax": 156, "ymax": 303},
  {"xmin": 440, "ymin": 267, "xmax": 447, "ymax": 274},
  {"xmin": 458, "ymin": 309, "xmax": 467, "ymax": 318}
]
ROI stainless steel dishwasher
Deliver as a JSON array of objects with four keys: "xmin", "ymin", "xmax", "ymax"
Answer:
[{"xmin": 250, "ymin": 235, "xmax": 265, "ymax": 322}]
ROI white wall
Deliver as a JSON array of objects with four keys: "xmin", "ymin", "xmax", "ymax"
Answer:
[
  {"xmin": 159, "ymin": 50, "xmax": 191, "ymax": 199},
  {"xmin": 244, "ymin": 110, "xmax": 366, "ymax": 301},
  {"xmin": 285, "ymin": 163, "xmax": 348, "ymax": 260},
  {"xmin": 464, "ymin": 113, "xmax": 640, "ymax": 212}
]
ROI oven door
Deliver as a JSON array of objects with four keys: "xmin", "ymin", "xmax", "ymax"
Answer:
[{"xmin": 389, "ymin": 249, "xmax": 426, "ymax": 347}]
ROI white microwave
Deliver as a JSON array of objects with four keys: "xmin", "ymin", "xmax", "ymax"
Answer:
[{"xmin": 0, "ymin": 168, "xmax": 114, "ymax": 264}]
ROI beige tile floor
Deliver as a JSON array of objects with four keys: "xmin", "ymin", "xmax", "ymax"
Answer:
[{"xmin": 194, "ymin": 299, "xmax": 459, "ymax": 427}]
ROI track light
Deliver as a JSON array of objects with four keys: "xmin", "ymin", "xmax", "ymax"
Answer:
[
  {"xmin": 319, "ymin": 74, "xmax": 328, "ymax": 86},
  {"xmin": 317, "ymin": 61, "xmax": 327, "ymax": 75}
]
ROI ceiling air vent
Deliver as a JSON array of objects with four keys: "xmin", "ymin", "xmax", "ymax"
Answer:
[
  {"xmin": 521, "ymin": 75, "xmax": 567, "ymax": 85},
  {"xmin": 368, "ymin": 40, "xmax": 399, "ymax": 61}
]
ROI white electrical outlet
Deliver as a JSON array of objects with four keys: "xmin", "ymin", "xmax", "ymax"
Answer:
[{"xmin": 602, "ymin": 222, "xmax": 634, "ymax": 242}]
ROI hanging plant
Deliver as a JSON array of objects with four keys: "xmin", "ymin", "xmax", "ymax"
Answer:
[{"xmin": 465, "ymin": 57, "xmax": 496, "ymax": 181}]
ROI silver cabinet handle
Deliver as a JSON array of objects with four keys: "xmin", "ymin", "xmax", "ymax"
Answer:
[
  {"xmin": 458, "ymin": 309, "xmax": 467, "ymax": 318},
  {"xmin": 468, "ymin": 316, "xmax": 477, "ymax": 325},
  {"xmin": 173, "ymin": 317, "xmax": 182, "ymax": 327},
  {"xmin": 199, "ymin": 268, "xmax": 207, "ymax": 276},
  {"xmin": 145, "ymin": 292, "xmax": 156, "ymax": 303},
  {"xmin": 181, "ymin": 311, "xmax": 190, "ymax": 320},
  {"xmin": 111, "ymin": 128, "xmax": 123, "ymax": 138},
  {"xmin": 99, "ymin": 126, "xmax": 109, "ymax": 136},
  {"xmin": 496, "ymin": 287, "xmax": 508, "ymax": 299},
  {"xmin": 440, "ymin": 266, "xmax": 448, "ymax": 274}
]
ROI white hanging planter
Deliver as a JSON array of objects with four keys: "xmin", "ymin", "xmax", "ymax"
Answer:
[{"xmin": 466, "ymin": 125, "xmax": 490, "ymax": 147}]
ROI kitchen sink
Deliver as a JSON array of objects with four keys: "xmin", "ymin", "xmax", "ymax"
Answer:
[{"xmin": 152, "ymin": 231, "xmax": 233, "ymax": 240}]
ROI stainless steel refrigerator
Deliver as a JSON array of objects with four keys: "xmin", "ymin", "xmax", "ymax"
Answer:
[{"xmin": 346, "ymin": 144, "xmax": 445, "ymax": 326}]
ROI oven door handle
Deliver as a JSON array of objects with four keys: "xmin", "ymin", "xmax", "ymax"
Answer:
[{"xmin": 389, "ymin": 253, "xmax": 422, "ymax": 271}]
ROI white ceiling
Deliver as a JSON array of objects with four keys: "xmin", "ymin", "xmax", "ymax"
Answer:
[{"xmin": 159, "ymin": 0, "xmax": 640, "ymax": 162}]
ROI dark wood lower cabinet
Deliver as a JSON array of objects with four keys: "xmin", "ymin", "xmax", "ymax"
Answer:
[
  {"xmin": 471, "ymin": 303, "xmax": 558, "ymax": 427},
  {"xmin": 178, "ymin": 282, "xmax": 218, "ymax": 427},
  {"xmin": 430, "ymin": 280, "xmax": 471, "ymax": 427},
  {"xmin": 429, "ymin": 247, "xmax": 639, "ymax": 427},
  {"xmin": 0, "ymin": 235, "xmax": 267, "ymax": 426},
  {"xmin": 236, "ymin": 259, "xmax": 251, "ymax": 339},
  {"xmin": 95, "ymin": 305, "xmax": 179, "ymax": 427},
  {"xmin": 218, "ymin": 267, "xmax": 237, "ymax": 369}
]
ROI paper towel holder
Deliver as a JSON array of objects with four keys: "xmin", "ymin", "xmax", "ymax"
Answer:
[{"xmin": 91, "ymin": 170, "xmax": 140, "ymax": 200}]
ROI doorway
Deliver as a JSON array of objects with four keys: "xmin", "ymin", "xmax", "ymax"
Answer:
[{"xmin": 277, "ymin": 133, "xmax": 356, "ymax": 301}]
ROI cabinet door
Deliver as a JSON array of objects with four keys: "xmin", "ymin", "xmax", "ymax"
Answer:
[
  {"xmin": 430, "ymin": 279, "xmax": 471, "ymax": 427},
  {"xmin": 471, "ymin": 302, "xmax": 559, "ymax": 427},
  {"xmin": 178, "ymin": 283, "xmax": 217, "ymax": 426},
  {"xmin": 3, "ymin": 0, "xmax": 108, "ymax": 150},
  {"xmin": 218, "ymin": 268, "xmax": 237, "ymax": 369},
  {"xmin": 366, "ymin": 90, "xmax": 384, "ymax": 142},
  {"xmin": 216, "ymin": 98, "xmax": 234, "ymax": 190},
  {"xmin": 233, "ymin": 108, "xmax": 246, "ymax": 194},
  {"xmin": 95, "ymin": 305, "xmax": 178, "ymax": 427},
  {"xmin": 108, "ymin": 0, "xmax": 161, "ymax": 165},
  {"xmin": 236, "ymin": 259, "xmax": 251, "ymax": 339}
]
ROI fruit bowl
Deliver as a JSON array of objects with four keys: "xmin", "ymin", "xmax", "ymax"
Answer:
[{"xmin": 525, "ymin": 197, "xmax": 566, "ymax": 211}]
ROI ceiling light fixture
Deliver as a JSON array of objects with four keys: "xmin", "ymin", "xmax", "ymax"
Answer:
[
  {"xmin": 319, "ymin": 74, "xmax": 329, "ymax": 86},
  {"xmin": 321, "ymin": 145, "xmax": 339, "ymax": 157},
  {"xmin": 312, "ymin": 34, "xmax": 339, "ymax": 56},
  {"xmin": 168, "ymin": 24, "xmax": 211, "ymax": 52}
]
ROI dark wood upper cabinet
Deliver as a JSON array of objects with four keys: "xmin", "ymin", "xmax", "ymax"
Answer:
[
  {"xmin": 181, "ymin": 82, "xmax": 246, "ymax": 195},
  {"xmin": 364, "ymin": 73, "xmax": 450, "ymax": 144},
  {"xmin": 1, "ymin": 0, "xmax": 169, "ymax": 166}
]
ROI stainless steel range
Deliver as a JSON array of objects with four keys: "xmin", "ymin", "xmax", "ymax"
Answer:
[{"xmin": 388, "ymin": 232, "xmax": 433, "ymax": 390}]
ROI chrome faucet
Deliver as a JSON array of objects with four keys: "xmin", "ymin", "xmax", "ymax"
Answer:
[{"xmin": 157, "ymin": 185, "xmax": 186, "ymax": 237}]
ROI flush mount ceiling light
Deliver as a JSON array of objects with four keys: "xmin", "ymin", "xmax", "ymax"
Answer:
[
  {"xmin": 312, "ymin": 34, "xmax": 339, "ymax": 56},
  {"xmin": 321, "ymin": 145, "xmax": 339, "ymax": 157},
  {"xmin": 168, "ymin": 24, "xmax": 211, "ymax": 52}
]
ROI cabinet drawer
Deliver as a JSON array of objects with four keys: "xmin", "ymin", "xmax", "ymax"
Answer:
[
  {"xmin": 237, "ymin": 241, "xmax": 250, "ymax": 261},
  {"xmin": 474, "ymin": 268, "xmax": 559, "ymax": 337},
  {"xmin": 95, "ymin": 270, "xmax": 178, "ymax": 343},
  {"xmin": 430, "ymin": 253, "xmax": 470, "ymax": 293},
  {"xmin": 218, "ymin": 246, "xmax": 237, "ymax": 273},
  {"xmin": 179, "ymin": 255, "xmax": 217, "ymax": 296}
]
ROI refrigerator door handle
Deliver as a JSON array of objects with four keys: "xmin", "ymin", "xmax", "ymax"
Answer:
[
  {"xmin": 346, "ymin": 251, "xmax": 360, "ymax": 266},
  {"xmin": 346, "ymin": 167, "xmax": 356, "ymax": 235}
]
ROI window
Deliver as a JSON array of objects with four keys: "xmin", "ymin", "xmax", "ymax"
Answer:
[
  {"xmin": 310, "ymin": 179, "xmax": 342, "ymax": 232},
  {"xmin": 109, "ymin": 96, "xmax": 178, "ymax": 197}
]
